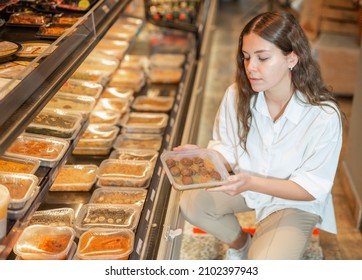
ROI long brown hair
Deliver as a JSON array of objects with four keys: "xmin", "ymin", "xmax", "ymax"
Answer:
[{"xmin": 236, "ymin": 11, "xmax": 341, "ymax": 150}]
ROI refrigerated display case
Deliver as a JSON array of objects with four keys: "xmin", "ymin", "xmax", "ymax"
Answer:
[{"xmin": 0, "ymin": 0, "xmax": 217, "ymax": 260}]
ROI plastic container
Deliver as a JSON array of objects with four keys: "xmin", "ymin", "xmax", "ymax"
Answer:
[
  {"xmin": 5, "ymin": 134, "xmax": 69, "ymax": 167},
  {"xmin": 7, "ymin": 186, "xmax": 39, "ymax": 220},
  {"xmin": 58, "ymin": 79, "xmax": 103, "ymax": 98},
  {"xmin": 72, "ymin": 146, "xmax": 112, "ymax": 156},
  {"xmin": 44, "ymin": 93, "xmax": 96, "ymax": 118},
  {"xmin": 74, "ymin": 203, "xmax": 141, "ymax": 236},
  {"xmin": 49, "ymin": 164, "xmax": 98, "ymax": 192},
  {"xmin": 160, "ymin": 148, "xmax": 230, "ymax": 191},
  {"xmin": 29, "ymin": 208, "xmax": 75, "ymax": 227},
  {"xmin": 78, "ymin": 55, "xmax": 119, "ymax": 74},
  {"xmin": 148, "ymin": 67, "xmax": 183, "ymax": 84},
  {"xmin": 89, "ymin": 187, "xmax": 147, "ymax": 206},
  {"xmin": 149, "ymin": 53, "xmax": 186, "ymax": 68},
  {"xmin": 76, "ymin": 228, "xmax": 134, "ymax": 260},
  {"xmin": 101, "ymin": 87, "xmax": 134, "ymax": 99},
  {"xmin": 108, "ymin": 69, "xmax": 145, "ymax": 92},
  {"xmin": 0, "ymin": 155, "xmax": 40, "ymax": 174},
  {"xmin": 97, "ymin": 159, "xmax": 153, "ymax": 188},
  {"xmin": 120, "ymin": 112, "xmax": 169, "ymax": 134},
  {"xmin": 94, "ymin": 98, "xmax": 129, "ymax": 114},
  {"xmin": 110, "ymin": 149, "xmax": 159, "ymax": 163},
  {"xmin": 113, "ymin": 133, "xmax": 163, "ymax": 151},
  {"xmin": 70, "ymin": 69, "xmax": 111, "ymax": 86},
  {"xmin": 36, "ymin": 23, "xmax": 72, "ymax": 39},
  {"xmin": 7, "ymin": 12, "xmax": 51, "ymax": 26},
  {"xmin": 13, "ymin": 225, "xmax": 76, "ymax": 260},
  {"xmin": 0, "ymin": 172, "xmax": 39, "ymax": 210},
  {"xmin": 119, "ymin": 54, "xmax": 148, "ymax": 71},
  {"xmin": 0, "ymin": 184, "xmax": 10, "ymax": 242},
  {"xmin": 94, "ymin": 39, "xmax": 129, "ymax": 59},
  {"xmin": 89, "ymin": 110, "xmax": 121, "ymax": 126},
  {"xmin": 132, "ymin": 95, "xmax": 174, "ymax": 112},
  {"xmin": 26, "ymin": 108, "xmax": 82, "ymax": 139},
  {"xmin": 76, "ymin": 125, "xmax": 119, "ymax": 149}
]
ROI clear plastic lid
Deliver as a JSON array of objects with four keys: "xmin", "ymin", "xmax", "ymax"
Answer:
[
  {"xmin": 94, "ymin": 98, "xmax": 129, "ymax": 114},
  {"xmin": 101, "ymin": 87, "xmax": 134, "ymax": 99},
  {"xmin": 113, "ymin": 133, "xmax": 163, "ymax": 151},
  {"xmin": 119, "ymin": 54, "xmax": 148, "ymax": 71},
  {"xmin": 74, "ymin": 204, "xmax": 141, "ymax": 235},
  {"xmin": 120, "ymin": 112, "xmax": 169, "ymax": 134},
  {"xmin": 149, "ymin": 53, "xmax": 186, "ymax": 68},
  {"xmin": 108, "ymin": 69, "xmax": 145, "ymax": 92},
  {"xmin": 0, "ymin": 172, "xmax": 39, "ymax": 210},
  {"xmin": 76, "ymin": 228, "xmax": 134, "ymax": 260},
  {"xmin": 78, "ymin": 55, "xmax": 120, "ymax": 74},
  {"xmin": 70, "ymin": 69, "xmax": 111, "ymax": 86},
  {"xmin": 49, "ymin": 164, "xmax": 98, "ymax": 192},
  {"xmin": 13, "ymin": 225, "xmax": 76, "ymax": 260},
  {"xmin": 7, "ymin": 12, "xmax": 51, "ymax": 26},
  {"xmin": 160, "ymin": 148, "xmax": 230, "ymax": 191},
  {"xmin": 89, "ymin": 110, "xmax": 121, "ymax": 126},
  {"xmin": 5, "ymin": 133, "xmax": 69, "ymax": 167},
  {"xmin": 72, "ymin": 146, "xmax": 112, "ymax": 156},
  {"xmin": 97, "ymin": 159, "xmax": 153, "ymax": 188},
  {"xmin": 94, "ymin": 39, "xmax": 129, "ymax": 59},
  {"xmin": 132, "ymin": 95, "xmax": 174, "ymax": 112},
  {"xmin": 29, "ymin": 208, "xmax": 75, "ymax": 227},
  {"xmin": 76, "ymin": 125, "xmax": 119, "ymax": 148},
  {"xmin": 58, "ymin": 79, "xmax": 103, "ymax": 98},
  {"xmin": 148, "ymin": 67, "xmax": 183, "ymax": 84},
  {"xmin": 110, "ymin": 149, "xmax": 159, "ymax": 163},
  {"xmin": 89, "ymin": 187, "xmax": 147, "ymax": 206},
  {"xmin": 0, "ymin": 155, "xmax": 40, "ymax": 174}
]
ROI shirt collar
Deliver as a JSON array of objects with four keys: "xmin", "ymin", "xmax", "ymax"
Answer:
[{"xmin": 252, "ymin": 91, "xmax": 307, "ymax": 124}]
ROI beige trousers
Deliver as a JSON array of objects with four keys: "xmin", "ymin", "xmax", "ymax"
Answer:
[{"xmin": 180, "ymin": 189, "xmax": 321, "ymax": 260}]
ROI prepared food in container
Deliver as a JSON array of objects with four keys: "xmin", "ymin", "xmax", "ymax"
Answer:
[
  {"xmin": 132, "ymin": 95, "xmax": 174, "ymax": 112},
  {"xmin": 7, "ymin": 186, "xmax": 40, "ymax": 220},
  {"xmin": 70, "ymin": 69, "xmax": 111, "ymax": 85},
  {"xmin": 16, "ymin": 42, "xmax": 57, "ymax": 58},
  {"xmin": 37, "ymin": 23, "xmax": 73, "ymax": 38},
  {"xmin": 149, "ymin": 67, "xmax": 183, "ymax": 84},
  {"xmin": 0, "ymin": 155, "xmax": 40, "ymax": 174},
  {"xmin": 44, "ymin": 93, "xmax": 96, "ymax": 117},
  {"xmin": 113, "ymin": 133, "xmax": 163, "ymax": 151},
  {"xmin": 89, "ymin": 110, "xmax": 121, "ymax": 126},
  {"xmin": 120, "ymin": 112, "xmax": 169, "ymax": 134},
  {"xmin": 90, "ymin": 187, "xmax": 147, "ymax": 206},
  {"xmin": 146, "ymin": 86, "xmax": 177, "ymax": 98},
  {"xmin": 110, "ymin": 149, "xmax": 159, "ymax": 163},
  {"xmin": 0, "ymin": 60, "xmax": 39, "ymax": 79},
  {"xmin": 94, "ymin": 39, "xmax": 129, "ymax": 59},
  {"xmin": 101, "ymin": 87, "xmax": 134, "ymax": 99},
  {"xmin": 120, "ymin": 54, "xmax": 147, "ymax": 70},
  {"xmin": 76, "ymin": 228, "xmax": 134, "ymax": 260},
  {"xmin": 72, "ymin": 146, "xmax": 111, "ymax": 156},
  {"xmin": 7, "ymin": 12, "xmax": 50, "ymax": 26},
  {"xmin": 58, "ymin": 79, "xmax": 103, "ymax": 98},
  {"xmin": 108, "ymin": 69, "xmax": 145, "ymax": 92},
  {"xmin": 5, "ymin": 134, "xmax": 69, "ymax": 167},
  {"xmin": 0, "ymin": 172, "xmax": 39, "ymax": 210},
  {"xmin": 76, "ymin": 125, "xmax": 119, "ymax": 148},
  {"xmin": 104, "ymin": 23, "xmax": 139, "ymax": 41},
  {"xmin": 0, "ymin": 41, "xmax": 21, "ymax": 62},
  {"xmin": 13, "ymin": 225, "xmax": 75, "ymax": 260},
  {"xmin": 29, "ymin": 208, "xmax": 75, "ymax": 227},
  {"xmin": 149, "ymin": 53, "xmax": 186, "ymax": 68},
  {"xmin": 97, "ymin": 159, "xmax": 153, "ymax": 188},
  {"xmin": 94, "ymin": 98, "xmax": 129, "ymax": 114},
  {"xmin": 52, "ymin": 13, "xmax": 82, "ymax": 25},
  {"xmin": 49, "ymin": 164, "xmax": 98, "ymax": 192},
  {"xmin": 26, "ymin": 109, "xmax": 82, "ymax": 139},
  {"xmin": 74, "ymin": 204, "xmax": 141, "ymax": 236},
  {"xmin": 78, "ymin": 55, "xmax": 119, "ymax": 74},
  {"xmin": 161, "ymin": 149, "xmax": 230, "ymax": 191}
]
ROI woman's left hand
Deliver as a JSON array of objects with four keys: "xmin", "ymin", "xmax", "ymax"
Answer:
[{"xmin": 206, "ymin": 172, "xmax": 251, "ymax": 196}]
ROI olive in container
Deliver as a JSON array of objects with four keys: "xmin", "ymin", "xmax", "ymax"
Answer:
[{"xmin": 13, "ymin": 225, "xmax": 76, "ymax": 260}]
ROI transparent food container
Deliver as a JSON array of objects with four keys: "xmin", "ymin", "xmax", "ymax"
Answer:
[
  {"xmin": 26, "ymin": 108, "xmax": 82, "ymax": 139},
  {"xmin": 101, "ymin": 87, "xmax": 134, "ymax": 99},
  {"xmin": 70, "ymin": 69, "xmax": 111, "ymax": 86},
  {"xmin": 0, "ymin": 172, "xmax": 39, "ymax": 210},
  {"xmin": 89, "ymin": 187, "xmax": 147, "ymax": 206},
  {"xmin": 5, "ymin": 134, "xmax": 69, "ymax": 167},
  {"xmin": 160, "ymin": 149, "xmax": 230, "ymax": 191},
  {"xmin": 94, "ymin": 39, "xmax": 129, "ymax": 59},
  {"xmin": 94, "ymin": 98, "xmax": 129, "ymax": 114},
  {"xmin": 149, "ymin": 53, "xmax": 186, "ymax": 68},
  {"xmin": 58, "ymin": 79, "xmax": 103, "ymax": 98},
  {"xmin": 89, "ymin": 110, "xmax": 121, "ymax": 126},
  {"xmin": 148, "ymin": 67, "xmax": 183, "ymax": 84},
  {"xmin": 76, "ymin": 125, "xmax": 119, "ymax": 149},
  {"xmin": 13, "ymin": 225, "xmax": 76, "ymax": 260},
  {"xmin": 29, "ymin": 208, "xmax": 75, "ymax": 227},
  {"xmin": 49, "ymin": 164, "xmax": 98, "ymax": 192},
  {"xmin": 78, "ymin": 54, "xmax": 120, "ymax": 74},
  {"xmin": 7, "ymin": 12, "xmax": 51, "ymax": 26},
  {"xmin": 110, "ymin": 149, "xmax": 159, "ymax": 163},
  {"xmin": 97, "ymin": 159, "xmax": 153, "ymax": 188},
  {"xmin": 76, "ymin": 228, "xmax": 134, "ymax": 260},
  {"xmin": 108, "ymin": 69, "xmax": 145, "ymax": 92},
  {"xmin": 119, "ymin": 54, "xmax": 148, "ymax": 71},
  {"xmin": 132, "ymin": 95, "xmax": 174, "ymax": 112},
  {"xmin": 113, "ymin": 133, "xmax": 163, "ymax": 151},
  {"xmin": 74, "ymin": 204, "xmax": 141, "ymax": 236},
  {"xmin": 120, "ymin": 112, "xmax": 169, "ymax": 134},
  {"xmin": 0, "ymin": 155, "xmax": 40, "ymax": 174}
]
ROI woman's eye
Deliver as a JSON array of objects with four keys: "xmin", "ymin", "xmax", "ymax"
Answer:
[{"xmin": 259, "ymin": 57, "xmax": 269, "ymax": 61}]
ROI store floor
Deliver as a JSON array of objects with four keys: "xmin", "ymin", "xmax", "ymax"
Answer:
[{"xmin": 179, "ymin": 0, "xmax": 362, "ymax": 260}]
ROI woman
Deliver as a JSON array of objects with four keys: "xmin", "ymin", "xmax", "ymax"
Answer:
[{"xmin": 178, "ymin": 11, "xmax": 343, "ymax": 260}]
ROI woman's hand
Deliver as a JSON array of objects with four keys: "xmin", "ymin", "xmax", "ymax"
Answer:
[{"xmin": 207, "ymin": 172, "xmax": 251, "ymax": 196}]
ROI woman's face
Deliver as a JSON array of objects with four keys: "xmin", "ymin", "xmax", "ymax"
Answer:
[{"xmin": 242, "ymin": 33, "xmax": 293, "ymax": 95}]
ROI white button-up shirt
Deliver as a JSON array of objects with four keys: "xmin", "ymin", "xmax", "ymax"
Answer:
[{"xmin": 208, "ymin": 84, "xmax": 343, "ymax": 233}]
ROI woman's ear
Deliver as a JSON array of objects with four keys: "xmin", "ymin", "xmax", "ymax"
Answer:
[{"xmin": 288, "ymin": 51, "xmax": 298, "ymax": 69}]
